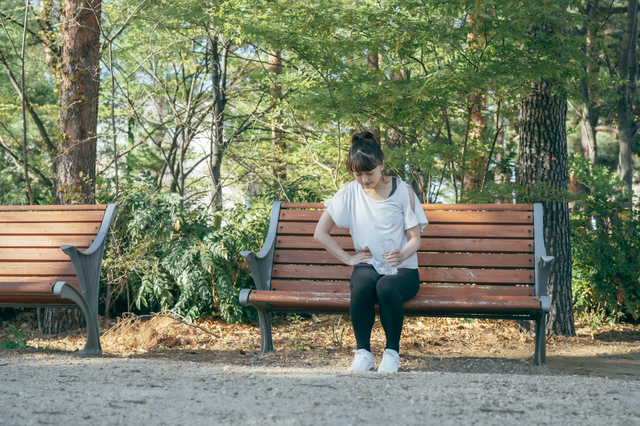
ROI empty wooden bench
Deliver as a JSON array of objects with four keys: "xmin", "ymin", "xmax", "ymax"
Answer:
[
  {"xmin": 239, "ymin": 202, "xmax": 554, "ymax": 365},
  {"xmin": 0, "ymin": 204, "xmax": 118, "ymax": 355}
]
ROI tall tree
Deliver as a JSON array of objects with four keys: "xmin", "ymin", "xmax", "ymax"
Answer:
[
  {"xmin": 519, "ymin": 79, "xmax": 574, "ymax": 336},
  {"xmin": 616, "ymin": 0, "xmax": 639, "ymax": 194},
  {"xmin": 55, "ymin": 0, "xmax": 102, "ymax": 204}
]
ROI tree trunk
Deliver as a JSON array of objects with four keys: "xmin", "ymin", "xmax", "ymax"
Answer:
[
  {"xmin": 617, "ymin": 0, "xmax": 639, "ymax": 194},
  {"xmin": 55, "ymin": 0, "xmax": 102, "ymax": 205},
  {"xmin": 45, "ymin": 0, "xmax": 102, "ymax": 334},
  {"xmin": 269, "ymin": 50, "xmax": 285, "ymax": 181},
  {"xmin": 209, "ymin": 35, "xmax": 228, "ymax": 225},
  {"xmin": 518, "ymin": 80, "xmax": 574, "ymax": 336},
  {"xmin": 493, "ymin": 126, "xmax": 512, "ymax": 204}
]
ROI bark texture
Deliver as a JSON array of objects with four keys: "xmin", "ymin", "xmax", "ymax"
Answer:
[
  {"xmin": 47, "ymin": 0, "xmax": 102, "ymax": 333},
  {"xmin": 518, "ymin": 80, "xmax": 575, "ymax": 336},
  {"xmin": 616, "ymin": 0, "xmax": 639, "ymax": 194},
  {"xmin": 209, "ymin": 35, "xmax": 229, "ymax": 217},
  {"xmin": 55, "ymin": 0, "xmax": 102, "ymax": 204},
  {"xmin": 269, "ymin": 50, "xmax": 285, "ymax": 181}
]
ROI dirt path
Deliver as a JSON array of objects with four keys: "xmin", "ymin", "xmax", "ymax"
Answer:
[{"xmin": 1, "ymin": 315, "xmax": 639, "ymax": 425}]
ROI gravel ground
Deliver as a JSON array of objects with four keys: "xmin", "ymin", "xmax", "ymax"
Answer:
[{"xmin": 2, "ymin": 352, "xmax": 639, "ymax": 426}]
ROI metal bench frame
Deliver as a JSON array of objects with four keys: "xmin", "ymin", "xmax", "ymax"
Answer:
[{"xmin": 0, "ymin": 204, "xmax": 118, "ymax": 356}]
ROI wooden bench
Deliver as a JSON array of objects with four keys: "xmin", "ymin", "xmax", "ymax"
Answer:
[
  {"xmin": 239, "ymin": 202, "xmax": 554, "ymax": 365},
  {"xmin": 0, "ymin": 204, "xmax": 118, "ymax": 355}
]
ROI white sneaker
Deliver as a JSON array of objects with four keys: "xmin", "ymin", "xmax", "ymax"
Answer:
[
  {"xmin": 347, "ymin": 349, "xmax": 375, "ymax": 372},
  {"xmin": 377, "ymin": 349, "xmax": 400, "ymax": 373}
]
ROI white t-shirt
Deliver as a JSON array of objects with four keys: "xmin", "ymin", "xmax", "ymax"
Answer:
[{"xmin": 325, "ymin": 179, "xmax": 428, "ymax": 274}]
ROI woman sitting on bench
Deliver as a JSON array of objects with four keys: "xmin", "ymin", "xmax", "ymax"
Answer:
[{"xmin": 314, "ymin": 131, "xmax": 429, "ymax": 372}]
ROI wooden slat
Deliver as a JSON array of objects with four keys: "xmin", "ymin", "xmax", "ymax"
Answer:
[
  {"xmin": 0, "ymin": 262, "xmax": 76, "ymax": 276},
  {"xmin": 0, "ymin": 281, "xmax": 69, "ymax": 294},
  {"xmin": 421, "ymin": 238, "xmax": 533, "ymax": 253},
  {"xmin": 246, "ymin": 290, "xmax": 541, "ymax": 312},
  {"xmin": 418, "ymin": 253, "xmax": 533, "ymax": 268},
  {"xmin": 278, "ymin": 222, "xmax": 349, "ymax": 236},
  {"xmin": 0, "ymin": 235, "xmax": 94, "ymax": 248},
  {"xmin": 0, "ymin": 296, "xmax": 77, "ymax": 306},
  {"xmin": 270, "ymin": 282, "xmax": 535, "ymax": 297},
  {"xmin": 271, "ymin": 264, "xmax": 534, "ymax": 284},
  {"xmin": 0, "ymin": 211, "xmax": 105, "ymax": 223},
  {"xmin": 273, "ymin": 251, "xmax": 534, "ymax": 268},
  {"xmin": 280, "ymin": 209, "xmax": 533, "ymax": 224},
  {"xmin": 424, "ymin": 224, "xmax": 533, "ymax": 239},
  {"xmin": 276, "ymin": 236, "xmax": 354, "ymax": 250},
  {"xmin": 277, "ymin": 222, "xmax": 534, "ymax": 239},
  {"xmin": 0, "ymin": 276, "xmax": 80, "ymax": 286},
  {"xmin": 281, "ymin": 203, "xmax": 325, "ymax": 209},
  {"xmin": 271, "ymin": 280, "xmax": 350, "ymax": 293},
  {"xmin": 0, "ymin": 204, "xmax": 108, "ymax": 211},
  {"xmin": 420, "ymin": 204, "xmax": 533, "ymax": 211},
  {"xmin": 274, "ymin": 236, "xmax": 532, "ymax": 253},
  {"xmin": 0, "ymin": 248, "xmax": 72, "ymax": 262},
  {"xmin": 425, "ymin": 211, "xmax": 533, "ymax": 224},
  {"xmin": 280, "ymin": 203, "xmax": 533, "ymax": 211},
  {"xmin": 0, "ymin": 222, "xmax": 101, "ymax": 235}
]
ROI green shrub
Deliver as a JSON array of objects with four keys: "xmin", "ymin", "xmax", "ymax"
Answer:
[
  {"xmin": 569, "ymin": 155, "xmax": 640, "ymax": 324},
  {"xmin": 98, "ymin": 176, "xmax": 270, "ymax": 323}
]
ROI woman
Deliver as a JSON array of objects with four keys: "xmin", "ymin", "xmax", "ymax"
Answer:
[{"xmin": 314, "ymin": 131, "xmax": 428, "ymax": 372}]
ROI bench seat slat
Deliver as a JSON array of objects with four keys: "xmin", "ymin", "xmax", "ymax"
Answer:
[
  {"xmin": 0, "ymin": 276, "xmax": 80, "ymax": 286},
  {"xmin": 0, "ymin": 248, "xmax": 85, "ymax": 261},
  {"xmin": 0, "ymin": 222, "xmax": 101, "ymax": 235},
  {"xmin": 0, "ymin": 296, "xmax": 77, "ymax": 306},
  {"xmin": 274, "ymin": 251, "xmax": 534, "ymax": 268},
  {"xmin": 280, "ymin": 203, "xmax": 534, "ymax": 211},
  {"xmin": 0, "ymin": 262, "xmax": 76, "ymax": 276},
  {"xmin": 272, "ymin": 265, "xmax": 534, "ymax": 284},
  {"xmin": 275, "ymin": 236, "xmax": 533, "ymax": 253},
  {"xmin": 280, "ymin": 210, "xmax": 534, "ymax": 224},
  {"xmin": 245, "ymin": 290, "xmax": 541, "ymax": 313},
  {"xmin": 0, "ymin": 235, "xmax": 95, "ymax": 248},
  {"xmin": 0, "ymin": 205, "xmax": 109, "ymax": 211},
  {"xmin": 278, "ymin": 222, "xmax": 534, "ymax": 239},
  {"xmin": 0, "ymin": 280, "xmax": 81, "ymax": 293},
  {"xmin": 0, "ymin": 211, "xmax": 105, "ymax": 223},
  {"xmin": 270, "ymin": 281, "xmax": 534, "ymax": 296}
]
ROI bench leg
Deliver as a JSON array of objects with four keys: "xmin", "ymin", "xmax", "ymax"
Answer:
[
  {"xmin": 53, "ymin": 282, "xmax": 102, "ymax": 356},
  {"xmin": 256, "ymin": 308, "xmax": 273, "ymax": 354},
  {"xmin": 534, "ymin": 312, "xmax": 546, "ymax": 367}
]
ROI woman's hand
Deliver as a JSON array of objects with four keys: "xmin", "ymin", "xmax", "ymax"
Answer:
[
  {"xmin": 346, "ymin": 250, "xmax": 373, "ymax": 266},
  {"xmin": 386, "ymin": 249, "xmax": 404, "ymax": 267}
]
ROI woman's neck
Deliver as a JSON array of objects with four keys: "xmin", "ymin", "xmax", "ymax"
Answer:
[{"xmin": 362, "ymin": 176, "xmax": 392, "ymax": 200}]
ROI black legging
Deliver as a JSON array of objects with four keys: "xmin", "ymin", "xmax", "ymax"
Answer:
[{"xmin": 349, "ymin": 267, "xmax": 420, "ymax": 353}]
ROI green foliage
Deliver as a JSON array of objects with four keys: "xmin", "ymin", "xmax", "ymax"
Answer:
[
  {"xmin": 569, "ymin": 155, "xmax": 640, "ymax": 324},
  {"xmin": 0, "ymin": 324, "xmax": 29, "ymax": 350},
  {"xmin": 99, "ymin": 175, "xmax": 271, "ymax": 323}
]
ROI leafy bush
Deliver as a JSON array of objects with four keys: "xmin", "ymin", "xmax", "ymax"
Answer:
[
  {"xmin": 569, "ymin": 155, "xmax": 640, "ymax": 324},
  {"xmin": 98, "ymin": 176, "xmax": 271, "ymax": 323}
]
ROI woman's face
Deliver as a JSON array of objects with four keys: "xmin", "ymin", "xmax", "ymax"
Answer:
[{"xmin": 353, "ymin": 164, "xmax": 383, "ymax": 190}]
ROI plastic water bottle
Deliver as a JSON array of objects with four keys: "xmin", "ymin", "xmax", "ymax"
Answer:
[{"xmin": 381, "ymin": 235, "xmax": 398, "ymax": 275}]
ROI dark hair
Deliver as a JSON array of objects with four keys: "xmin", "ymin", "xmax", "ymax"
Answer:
[{"xmin": 346, "ymin": 131, "xmax": 384, "ymax": 172}]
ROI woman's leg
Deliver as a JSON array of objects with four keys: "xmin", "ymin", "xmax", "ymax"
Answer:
[
  {"xmin": 376, "ymin": 268, "xmax": 420, "ymax": 353},
  {"xmin": 349, "ymin": 266, "xmax": 380, "ymax": 352}
]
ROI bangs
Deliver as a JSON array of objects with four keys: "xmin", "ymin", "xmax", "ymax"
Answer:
[{"xmin": 346, "ymin": 150, "xmax": 381, "ymax": 172}]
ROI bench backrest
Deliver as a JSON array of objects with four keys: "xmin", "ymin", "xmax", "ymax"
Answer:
[
  {"xmin": 0, "ymin": 205, "xmax": 110, "ymax": 290},
  {"xmin": 270, "ymin": 202, "xmax": 538, "ymax": 297}
]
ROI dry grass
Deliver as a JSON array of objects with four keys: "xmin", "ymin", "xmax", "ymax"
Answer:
[{"xmin": 2, "ymin": 312, "xmax": 639, "ymax": 378}]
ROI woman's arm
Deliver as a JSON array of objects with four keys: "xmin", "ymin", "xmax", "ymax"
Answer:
[
  {"xmin": 314, "ymin": 211, "xmax": 372, "ymax": 266},
  {"xmin": 386, "ymin": 224, "xmax": 421, "ymax": 267}
]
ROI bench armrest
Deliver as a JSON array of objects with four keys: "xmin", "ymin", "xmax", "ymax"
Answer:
[
  {"xmin": 60, "ymin": 203, "xmax": 119, "ymax": 319},
  {"xmin": 61, "ymin": 204, "xmax": 119, "ymax": 257},
  {"xmin": 240, "ymin": 202, "xmax": 281, "ymax": 291},
  {"xmin": 535, "ymin": 255, "xmax": 555, "ymax": 298}
]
